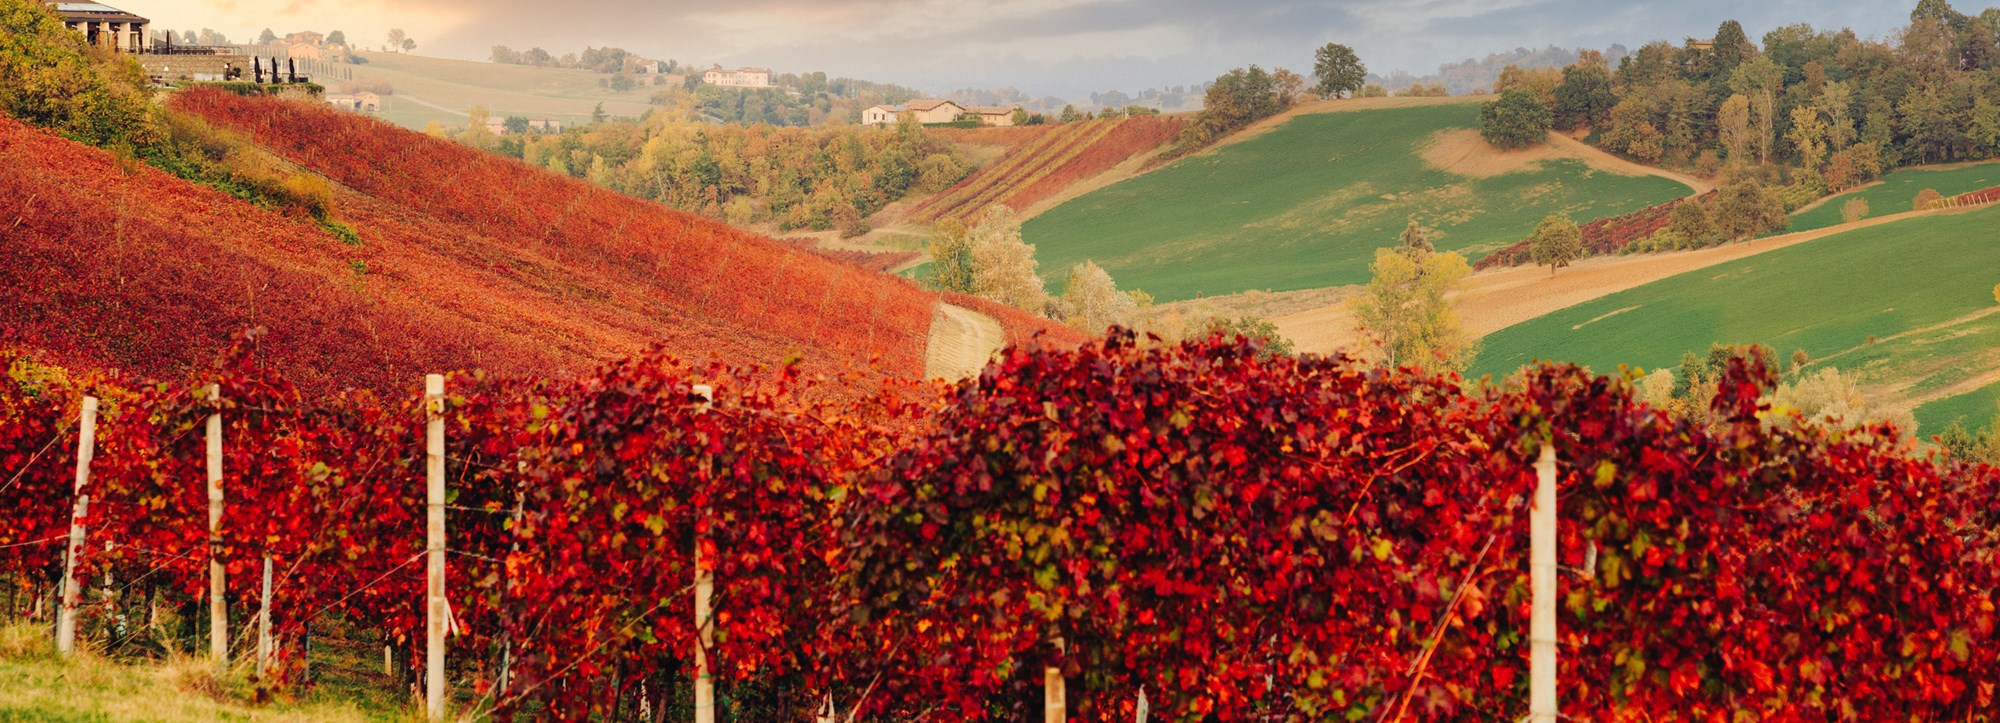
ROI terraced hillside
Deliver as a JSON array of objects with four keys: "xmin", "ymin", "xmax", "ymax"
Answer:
[
  {"xmin": 1021, "ymin": 102, "xmax": 1693, "ymax": 302},
  {"xmin": 1472, "ymin": 206, "xmax": 2000, "ymax": 435},
  {"xmin": 0, "ymin": 90, "xmax": 1076, "ymax": 395},
  {"xmin": 906, "ymin": 116, "xmax": 1183, "ymax": 224}
]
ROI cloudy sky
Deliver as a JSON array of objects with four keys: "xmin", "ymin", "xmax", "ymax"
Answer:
[{"xmin": 120, "ymin": 0, "xmax": 1915, "ymax": 97}]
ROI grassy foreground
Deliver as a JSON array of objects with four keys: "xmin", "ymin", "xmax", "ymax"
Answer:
[
  {"xmin": 1472, "ymin": 206, "xmax": 2000, "ymax": 435},
  {"xmin": 0, "ymin": 622, "xmax": 409, "ymax": 722},
  {"xmin": 1021, "ymin": 102, "xmax": 1691, "ymax": 301}
]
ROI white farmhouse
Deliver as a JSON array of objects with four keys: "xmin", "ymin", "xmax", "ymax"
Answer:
[{"xmin": 702, "ymin": 66, "xmax": 774, "ymax": 88}]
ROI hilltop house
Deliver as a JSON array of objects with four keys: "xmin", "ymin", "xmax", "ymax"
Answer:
[
  {"xmin": 528, "ymin": 117, "xmax": 562, "ymax": 133},
  {"xmin": 627, "ymin": 58, "xmax": 665, "ymax": 74},
  {"xmin": 325, "ymin": 94, "xmax": 359, "ymax": 111},
  {"xmin": 862, "ymin": 99, "xmax": 1021, "ymax": 126},
  {"xmin": 862, "ymin": 99, "xmax": 966, "ymax": 126},
  {"xmin": 287, "ymin": 42, "xmax": 322, "ymax": 61},
  {"xmin": 969, "ymin": 105, "xmax": 1023, "ymax": 127},
  {"xmin": 283, "ymin": 30, "xmax": 324, "ymax": 46},
  {"xmin": 703, "ymin": 66, "xmax": 774, "ymax": 88},
  {"xmin": 51, "ymin": 2, "xmax": 149, "ymax": 53},
  {"xmin": 354, "ymin": 91, "xmax": 380, "ymax": 111}
]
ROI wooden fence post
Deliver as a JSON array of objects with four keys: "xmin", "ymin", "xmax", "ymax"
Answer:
[
  {"xmin": 1044, "ymin": 667, "xmax": 1065, "ymax": 722},
  {"xmin": 56, "ymin": 395, "xmax": 99, "ymax": 655},
  {"xmin": 257, "ymin": 556, "xmax": 274, "ymax": 676},
  {"xmin": 207, "ymin": 384, "xmax": 228, "ymax": 670},
  {"xmin": 691, "ymin": 384, "xmax": 715, "ymax": 723},
  {"xmin": 424, "ymin": 374, "xmax": 446, "ymax": 721},
  {"xmin": 1529, "ymin": 442, "xmax": 1558, "ymax": 722}
]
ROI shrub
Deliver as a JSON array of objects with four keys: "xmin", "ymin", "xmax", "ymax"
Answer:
[
  {"xmin": 1841, "ymin": 197, "xmax": 1870, "ymax": 224},
  {"xmin": 1914, "ymin": 188, "xmax": 1944, "ymax": 210}
]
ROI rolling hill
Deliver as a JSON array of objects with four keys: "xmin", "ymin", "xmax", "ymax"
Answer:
[
  {"xmin": 342, "ymin": 51, "xmax": 670, "ymax": 131},
  {"xmin": 1470, "ymin": 205, "xmax": 2000, "ymax": 434},
  {"xmin": 0, "ymin": 89, "xmax": 1077, "ymax": 395},
  {"xmin": 906, "ymin": 116, "xmax": 1184, "ymax": 225},
  {"xmin": 1019, "ymin": 100, "xmax": 1695, "ymax": 302}
]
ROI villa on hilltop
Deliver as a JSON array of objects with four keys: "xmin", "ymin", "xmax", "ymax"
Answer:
[
  {"xmin": 50, "ymin": 2, "xmax": 149, "ymax": 53},
  {"xmin": 862, "ymin": 99, "xmax": 1023, "ymax": 127},
  {"xmin": 703, "ymin": 66, "xmax": 775, "ymax": 88}
]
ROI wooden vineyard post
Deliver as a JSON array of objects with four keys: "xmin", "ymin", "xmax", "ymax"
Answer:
[
  {"xmin": 56, "ymin": 396, "xmax": 99, "ymax": 656},
  {"xmin": 1044, "ymin": 667, "xmax": 1065, "ymax": 722},
  {"xmin": 1529, "ymin": 442, "xmax": 1558, "ymax": 722},
  {"xmin": 207, "ymin": 384, "xmax": 228, "ymax": 670},
  {"xmin": 691, "ymin": 384, "xmax": 715, "ymax": 723},
  {"xmin": 424, "ymin": 374, "xmax": 446, "ymax": 721},
  {"xmin": 257, "ymin": 556, "xmax": 274, "ymax": 677}
]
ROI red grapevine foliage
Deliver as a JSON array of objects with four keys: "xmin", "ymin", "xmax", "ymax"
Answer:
[{"xmin": 1, "ymin": 331, "xmax": 1995, "ymax": 720}]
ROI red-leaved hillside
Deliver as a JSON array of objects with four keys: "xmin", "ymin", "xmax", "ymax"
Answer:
[{"xmin": 0, "ymin": 90, "xmax": 1077, "ymax": 394}]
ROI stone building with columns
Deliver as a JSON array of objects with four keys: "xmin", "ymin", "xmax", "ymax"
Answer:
[{"xmin": 51, "ymin": 2, "xmax": 149, "ymax": 53}]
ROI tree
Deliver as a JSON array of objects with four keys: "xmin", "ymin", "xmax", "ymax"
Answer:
[
  {"xmin": 591, "ymin": 102, "xmax": 607, "ymax": 124},
  {"xmin": 1527, "ymin": 214, "xmax": 1583, "ymax": 275},
  {"xmin": 924, "ymin": 218, "xmax": 975, "ymax": 294},
  {"xmin": 401, "ymin": 36, "xmax": 417, "ymax": 54},
  {"xmin": 504, "ymin": 115, "xmax": 530, "ymax": 134},
  {"xmin": 1913, "ymin": 188, "xmax": 1943, "ymax": 210},
  {"xmin": 1710, "ymin": 20, "xmax": 1759, "ymax": 72},
  {"xmin": 180, "ymin": 29, "xmax": 196, "ymax": 45},
  {"xmin": 1728, "ymin": 57, "xmax": 1784, "ymax": 163},
  {"xmin": 1352, "ymin": 246, "xmax": 1476, "ymax": 373},
  {"xmin": 1478, "ymin": 89, "xmax": 1552, "ymax": 149},
  {"xmin": 1668, "ymin": 199, "xmax": 1720, "ymax": 245},
  {"xmin": 1713, "ymin": 180, "xmax": 1789, "ymax": 239},
  {"xmin": 387, "ymin": 28, "xmax": 407, "ymax": 52},
  {"xmin": 1058, "ymin": 104, "xmax": 1084, "ymax": 123},
  {"xmin": 1785, "ymin": 105, "xmax": 1829, "ymax": 171},
  {"xmin": 1203, "ymin": 316, "xmax": 1294, "ymax": 359},
  {"xmin": 326, "ymin": 30, "xmax": 346, "ymax": 46},
  {"xmin": 1717, "ymin": 94, "xmax": 1753, "ymax": 161},
  {"xmin": 258, "ymin": 28, "xmax": 277, "ymax": 44},
  {"xmin": 1271, "ymin": 67, "xmax": 1305, "ymax": 106},
  {"xmin": 966, "ymin": 207, "xmax": 1048, "ymax": 313},
  {"xmin": 1553, "ymin": 61, "xmax": 1616, "ymax": 130},
  {"xmin": 1176, "ymin": 66, "xmax": 1284, "ymax": 151},
  {"xmin": 1056, "ymin": 260, "xmax": 1144, "ymax": 334},
  {"xmin": 1312, "ymin": 43, "xmax": 1366, "ymax": 99},
  {"xmin": 1495, "ymin": 64, "xmax": 1561, "ymax": 106},
  {"xmin": 1399, "ymin": 219, "xmax": 1434, "ymax": 255}
]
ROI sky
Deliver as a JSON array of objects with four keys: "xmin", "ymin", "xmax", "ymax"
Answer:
[{"xmin": 118, "ymin": 0, "xmax": 1917, "ymax": 97}]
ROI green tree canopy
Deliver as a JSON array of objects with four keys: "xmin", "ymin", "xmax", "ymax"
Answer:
[
  {"xmin": 1311, "ymin": 43, "xmax": 1366, "ymax": 99},
  {"xmin": 1528, "ymin": 214, "xmax": 1584, "ymax": 275},
  {"xmin": 1478, "ymin": 88, "xmax": 1552, "ymax": 149}
]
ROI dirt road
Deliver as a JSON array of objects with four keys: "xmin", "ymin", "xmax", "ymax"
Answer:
[{"xmin": 925, "ymin": 302, "xmax": 1006, "ymax": 381}]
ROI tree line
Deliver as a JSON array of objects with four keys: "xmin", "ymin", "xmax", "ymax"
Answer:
[{"xmin": 1483, "ymin": 2, "xmax": 2000, "ymax": 192}]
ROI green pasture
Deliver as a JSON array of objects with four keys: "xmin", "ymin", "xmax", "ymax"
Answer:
[
  {"xmin": 1916, "ymin": 380, "xmax": 2000, "ymax": 433},
  {"xmin": 1021, "ymin": 102, "xmax": 1693, "ymax": 302},
  {"xmin": 1791, "ymin": 162, "xmax": 2000, "ymax": 232},
  {"xmin": 1473, "ymin": 206, "xmax": 2000, "ymax": 435}
]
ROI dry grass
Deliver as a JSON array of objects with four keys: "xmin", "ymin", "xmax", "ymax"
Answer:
[{"xmin": 0, "ymin": 619, "xmax": 405, "ymax": 721}]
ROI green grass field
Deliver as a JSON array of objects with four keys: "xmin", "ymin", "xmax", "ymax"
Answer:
[
  {"xmin": 348, "ymin": 52, "xmax": 672, "ymax": 131},
  {"xmin": 1020, "ymin": 103, "xmax": 1692, "ymax": 302},
  {"xmin": 1472, "ymin": 206, "xmax": 2000, "ymax": 436},
  {"xmin": 1915, "ymin": 379, "xmax": 2000, "ymax": 432},
  {"xmin": 1791, "ymin": 162, "xmax": 2000, "ymax": 232}
]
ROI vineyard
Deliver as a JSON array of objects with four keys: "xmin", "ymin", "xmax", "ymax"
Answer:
[
  {"xmin": 905, "ymin": 116, "xmax": 1183, "ymax": 225},
  {"xmin": 0, "ymin": 91, "xmax": 1076, "ymax": 397},
  {"xmin": 1475, "ymin": 192, "xmax": 1716, "ymax": 269},
  {"xmin": 6, "ymin": 330, "xmax": 1997, "ymax": 720}
]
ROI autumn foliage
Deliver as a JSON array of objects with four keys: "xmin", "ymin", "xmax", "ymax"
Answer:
[
  {"xmin": 0, "ymin": 94, "xmax": 1073, "ymax": 397},
  {"xmin": 5, "ymin": 330, "xmax": 1997, "ymax": 719}
]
